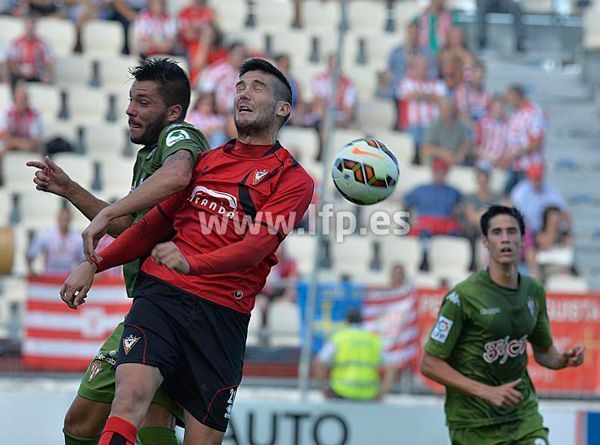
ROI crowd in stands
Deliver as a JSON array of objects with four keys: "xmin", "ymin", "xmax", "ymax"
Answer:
[{"xmin": 0, "ymin": 0, "xmax": 583, "ymax": 305}]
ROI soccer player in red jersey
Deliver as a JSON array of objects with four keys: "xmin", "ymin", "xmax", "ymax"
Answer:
[{"xmin": 60, "ymin": 58, "xmax": 314, "ymax": 445}]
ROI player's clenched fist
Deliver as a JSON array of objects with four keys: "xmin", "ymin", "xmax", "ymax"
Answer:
[
  {"xmin": 483, "ymin": 378, "xmax": 523, "ymax": 408},
  {"xmin": 151, "ymin": 241, "xmax": 190, "ymax": 274}
]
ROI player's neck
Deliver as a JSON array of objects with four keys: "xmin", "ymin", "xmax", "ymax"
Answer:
[
  {"xmin": 488, "ymin": 261, "xmax": 519, "ymax": 290},
  {"xmin": 237, "ymin": 131, "xmax": 276, "ymax": 146}
]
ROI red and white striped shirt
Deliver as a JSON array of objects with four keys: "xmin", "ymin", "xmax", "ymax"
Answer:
[
  {"xmin": 134, "ymin": 9, "xmax": 177, "ymax": 56},
  {"xmin": 311, "ymin": 72, "xmax": 357, "ymax": 111},
  {"xmin": 198, "ymin": 58, "xmax": 238, "ymax": 113},
  {"xmin": 0, "ymin": 105, "xmax": 43, "ymax": 139},
  {"xmin": 507, "ymin": 102, "xmax": 545, "ymax": 170},
  {"xmin": 476, "ymin": 115, "xmax": 508, "ymax": 161},
  {"xmin": 177, "ymin": 5, "xmax": 215, "ymax": 49},
  {"xmin": 27, "ymin": 228, "xmax": 85, "ymax": 276},
  {"xmin": 397, "ymin": 77, "xmax": 446, "ymax": 128},
  {"xmin": 8, "ymin": 36, "xmax": 54, "ymax": 80}
]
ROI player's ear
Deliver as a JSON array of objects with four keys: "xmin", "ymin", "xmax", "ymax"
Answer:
[
  {"xmin": 481, "ymin": 234, "xmax": 488, "ymax": 250},
  {"xmin": 276, "ymin": 101, "xmax": 291, "ymax": 120},
  {"xmin": 167, "ymin": 104, "xmax": 183, "ymax": 123}
]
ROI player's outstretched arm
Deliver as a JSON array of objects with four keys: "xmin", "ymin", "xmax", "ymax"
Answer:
[
  {"xmin": 420, "ymin": 351, "xmax": 523, "ymax": 408},
  {"xmin": 533, "ymin": 344, "xmax": 585, "ymax": 370}
]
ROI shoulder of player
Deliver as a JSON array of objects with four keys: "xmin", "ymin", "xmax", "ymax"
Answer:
[
  {"xmin": 449, "ymin": 271, "xmax": 488, "ymax": 305},
  {"xmin": 275, "ymin": 146, "xmax": 313, "ymax": 182},
  {"xmin": 159, "ymin": 122, "xmax": 208, "ymax": 146},
  {"xmin": 521, "ymin": 273, "xmax": 546, "ymax": 297}
]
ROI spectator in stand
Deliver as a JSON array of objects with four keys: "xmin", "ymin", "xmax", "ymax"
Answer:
[
  {"xmin": 417, "ymin": 0, "xmax": 453, "ymax": 53},
  {"xmin": 501, "ymin": 84, "xmax": 545, "ymax": 194},
  {"xmin": 108, "ymin": 0, "xmax": 148, "ymax": 54},
  {"xmin": 13, "ymin": 0, "xmax": 61, "ymax": 17},
  {"xmin": 187, "ymin": 91, "xmax": 226, "ymax": 147},
  {"xmin": 475, "ymin": 94, "xmax": 509, "ymax": 165},
  {"xmin": 477, "ymin": 0, "xmax": 525, "ymax": 52},
  {"xmin": 177, "ymin": 0, "xmax": 215, "ymax": 54},
  {"xmin": 463, "ymin": 60, "xmax": 491, "ymax": 125},
  {"xmin": 7, "ymin": 15, "xmax": 54, "ymax": 87},
  {"xmin": 187, "ymin": 22, "xmax": 227, "ymax": 89},
  {"xmin": 510, "ymin": 164, "xmax": 569, "ymax": 234},
  {"xmin": 308, "ymin": 53, "xmax": 357, "ymax": 131},
  {"xmin": 0, "ymin": 81, "xmax": 43, "ymax": 169},
  {"xmin": 198, "ymin": 41, "xmax": 248, "ymax": 113},
  {"xmin": 134, "ymin": 0, "xmax": 178, "ymax": 58},
  {"xmin": 397, "ymin": 55, "xmax": 446, "ymax": 164},
  {"xmin": 65, "ymin": 0, "xmax": 113, "ymax": 52},
  {"xmin": 421, "ymin": 98, "xmax": 471, "ymax": 166},
  {"xmin": 404, "ymin": 159, "xmax": 463, "ymax": 270},
  {"xmin": 535, "ymin": 206, "xmax": 575, "ymax": 279},
  {"xmin": 440, "ymin": 27, "xmax": 476, "ymax": 80},
  {"xmin": 26, "ymin": 206, "xmax": 85, "ymax": 276},
  {"xmin": 461, "ymin": 160, "xmax": 502, "ymax": 270},
  {"xmin": 440, "ymin": 53, "xmax": 469, "ymax": 116},
  {"xmin": 274, "ymin": 53, "xmax": 305, "ymax": 126}
]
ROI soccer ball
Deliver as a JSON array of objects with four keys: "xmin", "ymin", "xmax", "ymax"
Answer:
[{"xmin": 331, "ymin": 137, "xmax": 399, "ymax": 205}]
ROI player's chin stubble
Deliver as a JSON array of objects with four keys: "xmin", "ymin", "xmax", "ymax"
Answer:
[{"xmin": 131, "ymin": 113, "xmax": 169, "ymax": 145}]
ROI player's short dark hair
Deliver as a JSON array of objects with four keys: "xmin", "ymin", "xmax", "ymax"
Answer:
[
  {"xmin": 129, "ymin": 58, "xmax": 191, "ymax": 121},
  {"xmin": 238, "ymin": 57, "xmax": 293, "ymax": 126},
  {"xmin": 480, "ymin": 205, "xmax": 526, "ymax": 237},
  {"xmin": 346, "ymin": 308, "xmax": 362, "ymax": 324}
]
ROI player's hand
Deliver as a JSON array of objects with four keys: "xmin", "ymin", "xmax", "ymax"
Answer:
[
  {"xmin": 60, "ymin": 262, "xmax": 97, "ymax": 309},
  {"xmin": 483, "ymin": 378, "xmax": 523, "ymax": 408},
  {"xmin": 563, "ymin": 345, "xmax": 585, "ymax": 368},
  {"xmin": 82, "ymin": 210, "xmax": 110, "ymax": 263},
  {"xmin": 151, "ymin": 242, "xmax": 190, "ymax": 274},
  {"xmin": 26, "ymin": 155, "xmax": 73, "ymax": 196}
]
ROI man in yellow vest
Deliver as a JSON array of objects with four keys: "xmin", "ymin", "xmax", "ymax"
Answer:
[{"xmin": 315, "ymin": 308, "xmax": 395, "ymax": 400}]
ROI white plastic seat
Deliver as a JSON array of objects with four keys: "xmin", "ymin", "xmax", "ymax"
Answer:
[
  {"xmin": 395, "ymin": 164, "xmax": 432, "ymax": 196},
  {"xmin": 82, "ymin": 20, "xmax": 124, "ymax": 58},
  {"xmin": 0, "ymin": 83, "xmax": 11, "ymax": 112},
  {"xmin": 345, "ymin": 65, "xmax": 377, "ymax": 101},
  {"xmin": 284, "ymin": 232, "xmax": 318, "ymax": 278},
  {"xmin": 545, "ymin": 274, "xmax": 588, "ymax": 293},
  {"xmin": 246, "ymin": 308, "xmax": 264, "ymax": 347},
  {"xmin": 37, "ymin": 17, "xmax": 76, "ymax": 57},
  {"xmin": 26, "ymin": 83, "xmax": 61, "ymax": 122},
  {"xmin": 99, "ymin": 156, "xmax": 136, "ymax": 199},
  {"xmin": 65, "ymin": 87, "xmax": 110, "ymax": 125},
  {"xmin": 521, "ymin": 0, "xmax": 554, "ymax": 13},
  {"xmin": 429, "ymin": 236, "xmax": 471, "ymax": 277},
  {"xmin": 97, "ymin": 56, "xmax": 137, "ymax": 94},
  {"xmin": 357, "ymin": 99, "xmax": 396, "ymax": 133},
  {"xmin": 365, "ymin": 33, "xmax": 401, "ymax": 71},
  {"xmin": 279, "ymin": 126, "xmax": 320, "ymax": 162},
  {"xmin": 3, "ymin": 152, "xmax": 42, "ymax": 193},
  {"xmin": 373, "ymin": 130, "xmax": 414, "ymax": 168},
  {"xmin": 55, "ymin": 55, "xmax": 93, "ymax": 88},
  {"xmin": 379, "ymin": 235, "xmax": 421, "ymax": 277},
  {"xmin": 268, "ymin": 30, "xmax": 312, "ymax": 65},
  {"xmin": 18, "ymin": 191, "xmax": 63, "ymax": 230},
  {"xmin": 223, "ymin": 29, "xmax": 266, "ymax": 53},
  {"xmin": 83, "ymin": 123, "xmax": 129, "ymax": 160},
  {"xmin": 43, "ymin": 119, "xmax": 79, "ymax": 146},
  {"xmin": 210, "ymin": 0, "xmax": 248, "ymax": 32},
  {"xmin": 447, "ymin": 166, "xmax": 477, "ymax": 195},
  {"xmin": 51, "ymin": 153, "xmax": 95, "ymax": 190},
  {"xmin": 0, "ymin": 188, "xmax": 10, "ymax": 225},
  {"xmin": 253, "ymin": 0, "xmax": 294, "ymax": 31},
  {"xmin": 331, "ymin": 235, "xmax": 373, "ymax": 275},
  {"xmin": 8, "ymin": 225, "xmax": 30, "ymax": 276},
  {"xmin": 348, "ymin": 0, "xmax": 387, "ymax": 34},
  {"xmin": 583, "ymin": 10, "xmax": 600, "ymax": 49},
  {"xmin": 0, "ymin": 15, "xmax": 24, "ymax": 46},
  {"xmin": 302, "ymin": 0, "xmax": 340, "ymax": 32},
  {"xmin": 267, "ymin": 299, "xmax": 300, "ymax": 347},
  {"xmin": 331, "ymin": 129, "xmax": 364, "ymax": 155},
  {"xmin": 293, "ymin": 63, "xmax": 324, "ymax": 103},
  {"xmin": 393, "ymin": 1, "xmax": 421, "ymax": 32}
]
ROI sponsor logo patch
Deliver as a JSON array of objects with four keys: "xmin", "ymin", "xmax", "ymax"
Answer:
[
  {"xmin": 189, "ymin": 185, "xmax": 238, "ymax": 219},
  {"xmin": 252, "ymin": 169, "xmax": 269, "ymax": 185},
  {"xmin": 88, "ymin": 362, "xmax": 102, "ymax": 382},
  {"xmin": 166, "ymin": 129, "xmax": 190, "ymax": 147},
  {"xmin": 430, "ymin": 316, "xmax": 453, "ymax": 343},
  {"xmin": 122, "ymin": 334, "xmax": 141, "ymax": 355}
]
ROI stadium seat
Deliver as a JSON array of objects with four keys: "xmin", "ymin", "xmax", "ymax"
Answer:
[
  {"xmin": 347, "ymin": 0, "xmax": 388, "ymax": 35},
  {"xmin": 253, "ymin": 0, "xmax": 294, "ymax": 31},
  {"xmin": 97, "ymin": 56, "xmax": 137, "ymax": 94},
  {"xmin": 83, "ymin": 123, "xmax": 129, "ymax": 161},
  {"xmin": 43, "ymin": 119, "xmax": 80, "ymax": 148},
  {"xmin": 293, "ymin": 63, "xmax": 324, "ymax": 102},
  {"xmin": 0, "ymin": 83, "xmax": 10, "ymax": 112},
  {"xmin": 331, "ymin": 236, "xmax": 374, "ymax": 277},
  {"xmin": 65, "ymin": 87, "xmax": 110, "ymax": 125},
  {"xmin": 0, "ymin": 277, "xmax": 27, "ymax": 330},
  {"xmin": 392, "ymin": 1, "xmax": 422, "ymax": 32},
  {"xmin": 98, "ymin": 156, "xmax": 136, "ymax": 199},
  {"xmin": 51, "ymin": 153, "xmax": 95, "ymax": 191},
  {"xmin": 521, "ymin": 0, "xmax": 554, "ymax": 13},
  {"xmin": 37, "ymin": 17, "xmax": 76, "ymax": 57},
  {"xmin": 447, "ymin": 0, "xmax": 476, "ymax": 13},
  {"xmin": 55, "ymin": 55, "xmax": 93, "ymax": 88},
  {"xmin": 365, "ymin": 34, "xmax": 401, "ymax": 70},
  {"xmin": 2, "ymin": 151, "xmax": 41, "ymax": 193},
  {"xmin": 223, "ymin": 29, "xmax": 266, "ymax": 53},
  {"xmin": 583, "ymin": 9, "xmax": 600, "ymax": 49},
  {"xmin": 284, "ymin": 232, "xmax": 318, "ymax": 278},
  {"xmin": 489, "ymin": 168, "xmax": 507, "ymax": 195},
  {"xmin": 345, "ymin": 65, "xmax": 377, "ymax": 101},
  {"xmin": 315, "ymin": 31, "xmax": 338, "ymax": 62},
  {"xmin": 428, "ymin": 236, "xmax": 471, "ymax": 277},
  {"xmin": 412, "ymin": 272, "xmax": 443, "ymax": 288},
  {"xmin": 372, "ymin": 130, "xmax": 414, "ymax": 167},
  {"xmin": 246, "ymin": 308, "xmax": 264, "ymax": 347},
  {"xmin": 447, "ymin": 165, "xmax": 477, "ymax": 195},
  {"xmin": 266, "ymin": 299, "xmax": 300, "ymax": 347},
  {"xmin": 268, "ymin": 30, "xmax": 312, "ymax": 65},
  {"xmin": 0, "ymin": 15, "xmax": 24, "ymax": 46},
  {"xmin": 210, "ymin": 0, "xmax": 248, "ymax": 32},
  {"xmin": 378, "ymin": 235, "xmax": 421, "ymax": 277},
  {"xmin": 302, "ymin": 0, "xmax": 340, "ymax": 33},
  {"xmin": 81, "ymin": 20, "xmax": 124, "ymax": 58},
  {"xmin": 357, "ymin": 99, "xmax": 396, "ymax": 133},
  {"xmin": 395, "ymin": 164, "xmax": 432, "ymax": 196},
  {"xmin": 546, "ymin": 274, "xmax": 589, "ymax": 293},
  {"xmin": 17, "ymin": 190, "xmax": 63, "ymax": 230},
  {"xmin": 0, "ymin": 188, "xmax": 10, "ymax": 226},
  {"xmin": 8, "ymin": 225, "xmax": 30, "ymax": 276},
  {"xmin": 279, "ymin": 126, "xmax": 320, "ymax": 162},
  {"xmin": 331, "ymin": 129, "xmax": 364, "ymax": 156},
  {"xmin": 26, "ymin": 83, "xmax": 61, "ymax": 122}
]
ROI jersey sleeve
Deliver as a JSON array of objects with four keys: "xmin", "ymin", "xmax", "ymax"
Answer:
[
  {"xmin": 160, "ymin": 126, "xmax": 210, "ymax": 165},
  {"xmin": 424, "ymin": 290, "xmax": 465, "ymax": 359},
  {"xmin": 529, "ymin": 285, "xmax": 553, "ymax": 350}
]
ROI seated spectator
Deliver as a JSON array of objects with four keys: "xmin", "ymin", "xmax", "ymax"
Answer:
[
  {"xmin": 440, "ymin": 27, "xmax": 476, "ymax": 80},
  {"xmin": 0, "ymin": 81, "xmax": 43, "ymax": 172},
  {"xmin": 461, "ymin": 160, "xmax": 502, "ymax": 270},
  {"xmin": 534, "ymin": 206, "xmax": 575, "ymax": 278},
  {"xmin": 421, "ymin": 98, "xmax": 471, "ymax": 166},
  {"xmin": 187, "ymin": 92, "xmax": 226, "ymax": 147},
  {"xmin": 475, "ymin": 94, "xmax": 508, "ymax": 164},
  {"xmin": 187, "ymin": 22, "xmax": 227, "ymax": 88},
  {"xmin": 134, "ymin": 0, "xmax": 178, "ymax": 57},
  {"xmin": 307, "ymin": 53, "xmax": 357, "ymax": 131},
  {"xmin": 440, "ymin": 53, "xmax": 468, "ymax": 115},
  {"xmin": 404, "ymin": 159, "xmax": 463, "ymax": 270},
  {"xmin": 107, "ymin": 0, "xmax": 148, "ymax": 54},
  {"xmin": 274, "ymin": 53, "xmax": 305, "ymax": 126},
  {"xmin": 7, "ymin": 15, "xmax": 54, "ymax": 87},
  {"xmin": 65, "ymin": 0, "xmax": 113, "ymax": 52},
  {"xmin": 417, "ymin": 0, "xmax": 453, "ymax": 53},
  {"xmin": 397, "ymin": 55, "xmax": 446, "ymax": 163},
  {"xmin": 464, "ymin": 60, "xmax": 491, "ymax": 125},
  {"xmin": 510, "ymin": 164, "xmax": 569, "ymax": 233},
  {"xmin": 198, "ymin": 41, "xmax": 248, "ymax": 113},
  {"xmin": 26, "ymin": 206, "xmax": 85, "ymax": 276},
  {"xmin": 177, "ymin": 0, "xmax": 215, "ymax": 54}
]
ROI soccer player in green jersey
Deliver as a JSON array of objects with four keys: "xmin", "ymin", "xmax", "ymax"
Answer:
[
  {"xmin": 420, "ymin": 205, "xmax": 585, "ymax": 445},
  {"xmin": 27, "ymin": 58, "xmax": 210, "ymax": 445}
]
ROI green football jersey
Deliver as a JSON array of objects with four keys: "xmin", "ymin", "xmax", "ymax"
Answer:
[
  {"xmin": 424, "ymin": 269, "xmax": 553, "ymax": 429},
  {"xmin": 123, "ymin": 122, "xmax": 209, "ymax": 297}
]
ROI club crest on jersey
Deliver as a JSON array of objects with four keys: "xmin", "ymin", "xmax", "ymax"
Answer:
[
  {"xmin": 88, "ymin": 362, "xmax": 102, "ymax": 382},
  {"xmin": 122, "ymin": 334, "xmax": 141, "ymax": 355},
  {"xmin": 252, "ymin": 169, "xmax": 269, "ymax": 185},
  {"xmin": 166, "ymin": 129, "xmax": 190, "ymax": 147},
  {"xmin": 527, "ymin": 298, "xmax": 536, "ymax": 317}
]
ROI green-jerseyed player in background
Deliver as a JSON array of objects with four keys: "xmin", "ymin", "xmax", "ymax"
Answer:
[
  {"xmin": 421, "ymin": 205, "xmax": 585, "ymax": 445},
  {"xmin": 27, "ymin": 58, "xmax": 210, "ymax": 445}
]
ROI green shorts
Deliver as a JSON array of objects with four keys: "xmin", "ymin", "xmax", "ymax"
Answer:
[
  {"xmin": 77, "ymin": 321, "xmax": 184, "ymax": 424},
  {"xmin": 449, "ymin": 414, "xmax": 549, "ymax": 445}
]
